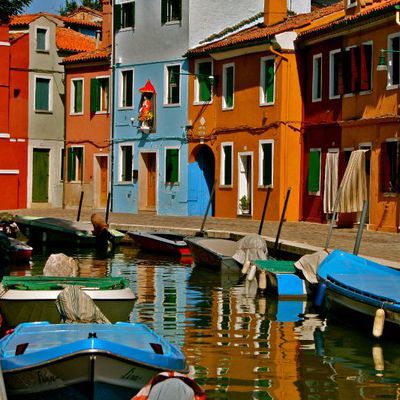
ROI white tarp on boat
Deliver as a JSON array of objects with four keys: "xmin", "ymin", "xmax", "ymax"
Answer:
[
  {"xmin": 43, "ymin": 253, "xmax": 78, "ymax": 277},
  {"xmin": 56, "ymin": 285, "xmax": 110, "ymax": 324},
  {"xmin": 294, "ymin": 249, "xmax": 329, "ymax": 284},
  {"xmin": 232, "ymin": 234, "xmax": 268, "ymax": 265}
]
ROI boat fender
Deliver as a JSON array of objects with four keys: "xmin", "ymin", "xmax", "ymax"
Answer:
[
  {"xmin": 373, "ymin": 308, "xmax": 385, "ymax": 338},
  {"xmin": 241, "ymin": 260, "xmax": 251, "ymax": 275},
  {"xmin": 314, "ymin": 282, "xmax": 326, "ymax": 307},
  {"xmin": 247, "ymin": 264, "xmax": 257, "ymax": 281},
  {"xmin": 259, "ymin": 270, "xmax": 267, "ymax": 290},
  {"xmin": 372, "ymin": 345, "xmax": 384, "ymax": 375}
]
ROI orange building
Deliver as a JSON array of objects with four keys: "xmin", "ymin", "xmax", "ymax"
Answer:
[
  {"xmin": 299, "ymin": 0, "xmax": 400, "ymax": 232},
  {"xmin": 63, "ymin": 0, "xmax": 112, "ymax": 210},
  {"xmin": 185, "ymin": 2, "xmax": 341, "ymax": 222}
]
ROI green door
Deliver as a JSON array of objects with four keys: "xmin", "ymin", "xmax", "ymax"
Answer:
[{"xmin": 32, "ymin": 149, "xmax": 49, "ymax": 202}]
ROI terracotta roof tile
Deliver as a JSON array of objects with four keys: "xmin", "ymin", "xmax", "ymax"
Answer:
[
  {"xmin": 10, "ymin": 13, "xmax": 101, "ymax": 29},
  {"xmin": 56, "ymin": 27, "xmax": 97, "ymax": 52},
  {"xmin": 186, "ymin": 2, "xmax": 343, "ymax": 56},
  {"xmin": 298, "ymin": 0, "xmax": 400, "ymax": 39},
  {"xmin": 63, "ymin": 47, "xmax": 110, "ymax": 64},
  {"xmin": 9, "ymin": 13, "xmax": 43, "ymax": 26},
  {"xmin": 61, "ymin": 16, "xmax": 102, "ymax": 29},
  {"xmin": 9, "ymin": 32, "xmax": 27, "ymax": 42}
]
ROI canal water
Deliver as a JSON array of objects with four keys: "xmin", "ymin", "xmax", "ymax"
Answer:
[{"xmin": 8, "ymin": 244, "xmax": 400, "ymax": 400}]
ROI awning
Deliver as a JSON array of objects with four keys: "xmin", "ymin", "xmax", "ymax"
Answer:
[{"xmin": 139, "ymin": 79, "xmax": 156, "ymax": 94}]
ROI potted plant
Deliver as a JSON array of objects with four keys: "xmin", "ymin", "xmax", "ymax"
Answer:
[
  {"xmin": 138, "ymin": 111, "xmax": 153, "ymax": 133},
  {"xmin": 239, "ymin": 195, "xmax": 250, "ymax": 214}
]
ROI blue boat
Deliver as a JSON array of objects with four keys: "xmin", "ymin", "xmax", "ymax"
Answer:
[
  {"xmin": 0, "ymin": 322, "xmax": 188, "ymax": 397},
  {"xmin": 317, "ymin": 250, "xmax": 400, "ymax": 333}
]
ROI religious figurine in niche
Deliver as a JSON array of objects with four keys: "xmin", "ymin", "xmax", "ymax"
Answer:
[{"xmin": 138, "ymin": 93, "xmax": 153, "ymax": 130}]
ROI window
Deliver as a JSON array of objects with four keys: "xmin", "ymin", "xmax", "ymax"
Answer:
[
  {"xmin": 90, "ymin": 77, "xmax": 109, "ymax": 113},
  {"xmin": 165, "ymin": 64, "xmax": 180, "ymax": 105},
  {"xmin": 36, "ymin": 27, "xmax": 48, "ymax": 51},
  {"xmin": 67, "ymin": 147, "xmax": 83, "ymax": 182},
  {"xmin": 312, "ymin": 54, "xmax": 322, "ymax": 102},
  {"xmin": 259, "ymin": 140, "xmax": 274, "ymax": 187},
  {"xmin": 222, "ymin": 63, "xmax": 234, "ymax": 109},
  {"xmin": 381, "ymin": 140, "xmax": 400, "ymax": 193},
  {"xmin": 161, "ymin": 0, "xmax": 182, "ymax": 23},
  {"xmin": 119, "ymin": 143, "xmax": 134, "ymax": 182},
  {"xmin": 114, "ymin": 1, "xmax": 135, "ymax": 30},
  {"xmin": 194, "ymin": 59, "xmax": 213, "ymax": 103},
  {"xmin": 329, "ymin": 49, "xmax": 341, "ymax": 99},
  {"xmin": 120, "ymin": 69, "xmax": 133, "ymax": 108},
  {"xmin": 343, "ymin": 44, "xmax": 373, "ymax": 94},
  {"xmin": 71, "ymin": 78, "xmax": 83, "ymax": 114},
  {"xmin": 308, "ymin": 149, "xmax": 321, "ymax": 194},
  {"xmin": 34, "ymin": 76, "xmax": 52, "ymax": 111},
  {"xmin": 220, "ymin": 143, "xmax": 233, "ymax": 186},
  {"xmin": 260, "ymin": 56, "xmax": 275, "ymax": 105},
  {"xmin": 165, "ymin": 148, "xmax": 179, "ymax": 183},
  {"xmin": 388, "ymin": 33, "xmax": 400, "ymax": 87}
]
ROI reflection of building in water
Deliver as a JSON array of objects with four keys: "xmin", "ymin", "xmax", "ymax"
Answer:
[
  {"xmin": 131, "ymin": 266, "xmax": 191, "ymax": 348},
  {"xmin": 181, "ymin": 284, "xmax": 303, "ymax": 399},
  {"xmin": 76, "ymin": 257, "xmax": 108, "ymax": 277}
]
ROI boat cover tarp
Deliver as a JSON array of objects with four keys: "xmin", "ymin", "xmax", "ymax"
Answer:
[
  {"xmin": 43, "ymin": 253, "xmax": 79, "ymax": 277},
  {"xmin": 1, "ymin": 276, "xmax": 129, "ymax": 290},
  {"xmin": 254, "ymin": 260, "xmax": 295, "ymax": 273},
  {"xmin": 56, "ymin": 285, "xmax": 110, "ymax": 324},
  {"xmin": 232, "ymin": 234, "xmax": 268, "ymax": 265},
  {"xmin": 294, "ymin": 249, "xmax": 329, "ymax": 284}
]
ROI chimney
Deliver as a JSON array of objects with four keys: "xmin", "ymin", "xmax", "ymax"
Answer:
[
  {"xmin": 101, "ymin": 0, "xmax": 112, "ymax": 48},
  {"xmin": 264, "ymin": 0, "xmax": 287, "ymax": 26},
  {"xmin": 95, "ymin": 29, "xmax": 101, "ymax": 48}
]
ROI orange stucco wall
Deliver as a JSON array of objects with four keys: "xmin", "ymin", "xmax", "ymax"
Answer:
[
  {"xmin": 188, "ymin": 50, "xmax": 302, "ymax": 222},
  {"xmin": 65, "ymin": 63, "xmax": 110, "ymax": 209},
  {"xmin": 341, "ymin": 20, "xmax": 400, "ymax": 232}
]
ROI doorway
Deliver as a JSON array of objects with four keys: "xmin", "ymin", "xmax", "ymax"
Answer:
[
  {"xmin": 94, "ymin": 155, "xmax": 108, "ymax": 209},
  {"xmin": 32, "ymin": 148, "xmax": 49, "ymax": 203},
  {"xmin": 359, "ymin": 143, "xmax": 371, "ymax": 223},
  {"xmin": 139, "ymin": 152, "xmax": 157, "ymax": 211},
  {"xmin": 238, "ymin": 153, "xmax": 253, "ymax": 215}
]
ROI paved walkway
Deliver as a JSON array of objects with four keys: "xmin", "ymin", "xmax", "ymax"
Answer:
[{"xmin": 7, "ymin": 208, "xmax": 400, "ymax": 266}]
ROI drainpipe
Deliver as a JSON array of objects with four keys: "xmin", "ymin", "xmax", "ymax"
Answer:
[{"xmin": 110, "ymin": 3, "xmax": 115, "ymax": 212}]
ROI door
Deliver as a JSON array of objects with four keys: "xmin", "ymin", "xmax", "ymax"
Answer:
[
  {"xmin": 147, "ymin": 154, "xmax": 156, "ymax": 208},
  {"xmin": 95, "ymin": 155, "xmax": 108, "ymax": 209},
  {"xmin": 32, "ymin": 149, "xmax": 49, "ymax": 203},
  {"xmin": 238, "ymin": 153, "xmax": 252, "ymax": 215},
  {"xmin": 140, "ymin": 152, "xmax": 156, "ymax": 211}
]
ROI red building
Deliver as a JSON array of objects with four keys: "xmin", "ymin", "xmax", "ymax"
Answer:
[
  {"xmin": 63, "ymin": 0, "xmax": 112, "ymax": 210},
  {"xmin": 0, "ymin": 23, "xmax": 28, "ymax": 210}
]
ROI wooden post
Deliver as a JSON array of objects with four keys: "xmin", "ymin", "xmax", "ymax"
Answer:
[
  {"xmin": 353, "ymin": 200, "xmax": 368, "ymax": 255},
  {"xmin": 76, "ymin": 191, "xmax": 84, "ymax": 221},
  {"xmin": 273, "ymin": 187, "xmax": 291, "ymax": 257},
  {"xmin": 105, "ymin": 192, "xmax": 111, "ymax": 224},
  {"xmin": 198, "ymin": 180, "xmax": 216, "ymax": 237},
  {"xmin": 258, "ymin": 187, "xmax": 271, "ymax": 235}
]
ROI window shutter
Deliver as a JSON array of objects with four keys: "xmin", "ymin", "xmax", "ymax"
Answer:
[
  {"xmin": 350, "ymin": 47, "xmax": 359, "ymax": 92},
  {"xmin": 265, "ymin": 59, "xmax": 274, "ymax": 103},
  {"xmin": 198, "ymin": 62, "xmax": 212, "ymax": 102},
  {"xmin": 114, "ymin": 4, "xmax": 121, "ymax": 31},
  {"xmin": 224, "ymin": 146, "xmax": 232, "ymax": 185},
  {"xmin": 343, "ymin": 50, "xmax": 351, "ymax": 94},
  {"xmin": 67, "ymin": 148, "xmax": 75, "ymax": 182},
  {"xmin": 177, "ymin": 0, "xmax": 182, "ymax": 20},
  {"xmin": 393, "ymin": 37, "xmax": 400, "ymax": 85},
  {"xmin": 166, "ymin": 149, "xmax": 179, "ymax": 183},
  {"xmin": 308, "ymin": 150, "xmax": 321, "ymax": 193},
  {"xmin": 90, "ymin": 78, "xmax": 99, "ymax": 112},
  {"xmin": 37, "ymin": 29, "xmax": 46, "ymax": 50},
  {"xmin": 131, "ymin": 2, "xmax": 135, "ymax": 28},
  {"xmin": 35, "ymin": 78, "xmax": 49, "ymax": 110},
  {"xmin": 74, "ymin": 80, "xmax": 83, "ymax": 113},
  {"xmin": 161, "ymin": 0, "xmax": 167, "ymax": 23},
  {"xmin": 225, "ymin": 66, "xmax": 234, "ymax": 108},
  {"xmin": 262, "ymin": 143, "xmax": 272, "ymax": 186},
  {"xmin": 78, "ymin": 148, "xmax": 83, "ymax": 181}
]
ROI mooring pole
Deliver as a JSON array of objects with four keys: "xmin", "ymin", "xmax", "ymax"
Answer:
[
  {"xmin": 198, "ymin": 180, "xmax": 217, "ymax": 236},
  {"xmin": 353, "ymin": 200, "xmax": 368, "ymax": 255},
  {"xmin": 258, "ymin": 187, "xmax": 271, "ymax": 235},
  {"xmin": 76, "ymin": 191, "xmax": 84, "ymax": 221},
  {"xmin": 105, "ymin": 192, "xmax": 111, "ymax": 224},
  {"xmin": 273, "ymin": 187, "xmax": 291, "ymax": 257},
  {"xmin": 324, "ymin": 186, "xmax": 342, "ymax": 250}
]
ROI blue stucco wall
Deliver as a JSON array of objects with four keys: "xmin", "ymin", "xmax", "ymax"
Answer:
[{"xmin": 112, "ymin": 59, "xmax": 189, "ymax": 216}]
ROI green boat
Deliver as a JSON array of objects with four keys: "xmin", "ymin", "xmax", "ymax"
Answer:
[
  {"xmin": 0, "ymin": 276, "xmax": 136, "ymax": 326},
  {"xmin": 15, "ymin": 215, "xmax": 125, "ymax": 247}
]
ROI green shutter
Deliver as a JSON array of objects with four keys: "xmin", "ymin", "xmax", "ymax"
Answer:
[
  {"xmin": 225, "ymin": 66, "xmax": 234, "ymax": 108},
  {"xmin": 161, "ymin": 0, "xmax": 167, "ymax": 23},
  {"xmin": 198, "ymin": 62, "xmax": 212, "ymax": 102},
  {"xmin": 166, "ymin": 149, "xmax": 179, "ymax": 183},
  {"xmin": 308, "ymin": 150, "xmax": 321, "ymax": 193},
  {"xmin": 74, "ymin": 80, "xmax": 83, "ymax": 113},
  {"xmin": 131, "ymin": 2, "xmax": 135, "ymax": 28},
  {"xmin": 67, "ymin": 148, "xmax": 75, "ymax": 182},
  {"xmin": 265, "ymin": 59, "xmax": 275, "ymax": 103},
  {"xmin": 35, "ymin": 78, "xmax": 49, "ymax": 111},
  {"xmin": 37, "ymin": 29, "xmax": 46, "ymax": 50},
  {"xmin": 90, "ymin": 78, "xmax": 100, "ymax": 112},
  {"xmin": 224, "ymin": 146, "xmax": 232, "ymax": 185},
  {"xmin": 262, "ymin": 143, "xmax": 272, "ymax": 186},
  {"xmin": 114, "ymin": 4, "xmax": 121, "ymax": 30},
  {"xmin": 77, "ymin": 148, "xmax": 83, "ymax": 181}
]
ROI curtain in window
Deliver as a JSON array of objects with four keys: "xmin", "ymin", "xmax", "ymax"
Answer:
[{"xmin": 35, "ymin": 78, "xmax": 49, "ymax": 110}]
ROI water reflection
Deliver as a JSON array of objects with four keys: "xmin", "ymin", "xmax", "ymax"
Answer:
[{"xmin": 7, "ymin": 245, "xmax": 400, "ymax": 400}]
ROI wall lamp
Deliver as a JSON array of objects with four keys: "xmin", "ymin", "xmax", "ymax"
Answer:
[{"xmin": 376, "ymin": 49, "xmax": 400, "ymax": 71}]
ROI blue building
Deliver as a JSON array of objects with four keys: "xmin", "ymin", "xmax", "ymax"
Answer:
[{"xmin": 112, "ymin": 0, "xmax": 264, "ymax": 215}]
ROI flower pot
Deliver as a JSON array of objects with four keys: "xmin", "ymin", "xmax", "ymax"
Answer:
[{"xmin": 140, "ymin": 126, "xmax": 151, "ymax": 134}]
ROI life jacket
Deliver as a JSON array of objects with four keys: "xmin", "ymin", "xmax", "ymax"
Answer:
[{"xmin": 132, "ymin": 371, "xmax": 206, "ymax": 400}]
